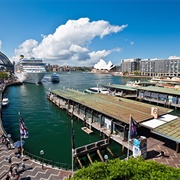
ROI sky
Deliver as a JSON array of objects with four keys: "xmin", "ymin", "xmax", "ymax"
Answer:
[{"xmin": 0, "ymin": 0, "xmax": 180, "ymax": 66}]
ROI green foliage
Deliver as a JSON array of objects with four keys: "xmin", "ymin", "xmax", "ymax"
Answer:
[
  {"xmin": 0, "ymin": 71, "xmax": 8, "ymax": 80},
  {"xmin": 70, "ymin": 158, "xmax": 180, "ymax": 180},
  {"xmin": 133, "ymin": 71, "xmax": 141, "ymax": 75}
]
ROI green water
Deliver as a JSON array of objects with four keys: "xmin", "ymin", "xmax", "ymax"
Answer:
[{"xmin": 2, "ymin": 72, "xmax": 150, "ymax": 167}]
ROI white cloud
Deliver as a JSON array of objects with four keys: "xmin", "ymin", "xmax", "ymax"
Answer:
[
  {"xmin": 168, "ymin": 56, "xmax": 180, "ymax": 59},
  {"xmin": 0, "ymin": 40, "xmax": 2, "ymax": 51},
  {"xmin": 11, "ymin": 18, "xmax": 127, "ymax": 66}
]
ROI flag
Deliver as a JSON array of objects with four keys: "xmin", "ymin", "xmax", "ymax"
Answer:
[
  {"xmin": 129, "ymin": 116, "xmax": 137, "ymax": 139},
  {"xmin": 71, "ymin": 127, "xmax": 75, "ymax": 149},
  {"xmin": 19, "ymin": 116, "xmax": 28, "ymax": 138}
]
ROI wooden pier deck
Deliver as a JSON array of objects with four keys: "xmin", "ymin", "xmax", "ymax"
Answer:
[
  {"xmin": 73, "ymin": 139, "xmax": 117, "ymax": 167},
  {"xmin": 74, "ymin": 139, "xmax": 109, "ymax": 157}
]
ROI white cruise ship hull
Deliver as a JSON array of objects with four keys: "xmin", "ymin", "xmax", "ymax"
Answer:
[{"xmin": 15, "ymin": 72, "xmax": 46, "ymax": 84}]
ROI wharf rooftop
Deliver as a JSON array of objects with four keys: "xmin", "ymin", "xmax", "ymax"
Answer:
[{"xmin": 49, "ymin": 88, "xmax": 171, "ymax": 125}]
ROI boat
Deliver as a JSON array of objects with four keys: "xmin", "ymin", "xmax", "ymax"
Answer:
[
  {"xmin": 81, "ymin": 127, "xmax": 93, "ymax": 134},
  {"xmin": 125, "ymin": 81, "xmax": 140, "ymax": 87},
  {"xmin": 14, "ymin": 55, "xmax": 46, "ymax": 84},
  {"xmin": 84, "ymin": 86, "xmax": 109, "ymax": 94},
  {"xmin": 2, "ymin": 98, "xmax": 9, "ymax": 106},
  {"xmin": 51, "ymin": 73, "xmax": 60, "ymax": 83}
]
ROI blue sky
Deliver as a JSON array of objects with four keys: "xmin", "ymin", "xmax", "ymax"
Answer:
[{"xmin": 0, "ymin": 0, "xmax": 180, "ymax": 66}]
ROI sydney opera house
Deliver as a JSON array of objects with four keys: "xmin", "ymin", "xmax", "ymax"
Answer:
[{"xmin": 91, "ymin": 59, "xmax": 115, "ymax": 74}]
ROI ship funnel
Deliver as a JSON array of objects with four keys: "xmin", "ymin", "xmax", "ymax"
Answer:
[{"xmin": 20, "ymin": 55, "xmax": 24, "ymax": 59}]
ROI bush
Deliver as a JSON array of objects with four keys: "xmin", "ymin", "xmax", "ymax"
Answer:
[{"xmin": 70, "ymin": 157, "xmax": 180, "ymax": 180}]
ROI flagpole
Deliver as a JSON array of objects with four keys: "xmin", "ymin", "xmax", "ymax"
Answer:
[
  {"xmin": 19, "ymin": 112, "xmax": 23, "ymax": 157},
  {"xmin": 71, "ymin": 119, "xmax": 74, "ymax": 175},
  {"xmin": 127, "ymin": 114, "xmax": 131, "ymax": 159}
]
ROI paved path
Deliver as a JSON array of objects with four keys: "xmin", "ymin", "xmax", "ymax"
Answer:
[
  {"xmin": 0, "ymin": 142, "xmax": 73, "ymax": 180},
  {"xmin": 0, "ymin": 124, "xmax": 73, "ymax": 180},
  {"xmin": 146, "ymin": 135, "xmax": 180, "ymax": 168},
  {"xmin": 1, "ymin": 134, "xmax": 180, "ymax": 180}
]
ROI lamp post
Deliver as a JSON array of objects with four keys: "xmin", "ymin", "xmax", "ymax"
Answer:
[
  {"xmin": 40, "ymin": 150, "xmax": 44, "ymax": 170},
  {"xmin": 104, "ymin": 154, "xmax": 108, "ymax": 163}
]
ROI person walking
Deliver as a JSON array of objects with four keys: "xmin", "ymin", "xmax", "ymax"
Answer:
[
  {"xmin": 14, "ymin": 164, "xmax": 19, "ymax": 175},
  {"xmin": 22, "ymin": 160, "xmax": 26, "ymax": 170},
  {"xmin": 7, "ymin": 156, "xmax": 12, "ymax": 167}
]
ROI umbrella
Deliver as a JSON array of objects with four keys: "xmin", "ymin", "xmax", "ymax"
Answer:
[{"xmin": 13, "ymin": 140, "xmax": 25, "ymax": 148}]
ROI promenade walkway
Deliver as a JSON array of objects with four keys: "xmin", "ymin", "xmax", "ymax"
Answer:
[
  {"xmin": 0, "ymin": 82, "xmax": 72, "ymax": 179},
  {"xmin": 0, "ymin": 130, "xmax": 73, "ymax": 180}
]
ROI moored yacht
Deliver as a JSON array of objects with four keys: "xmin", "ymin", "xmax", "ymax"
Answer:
[
  {"xmin": 2, "ymin": 98, "xmax": 9, "ymax": 106},
  {"xmin": 15, "ymin": 55, "xmax": 46, "ymax": 84},
  {"xmin": 84, "ymin": 85, "xmax": 109, "ymax": 94}
]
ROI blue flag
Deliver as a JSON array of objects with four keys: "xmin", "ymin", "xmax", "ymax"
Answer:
[{"xmin": 130, "ymin": 116, "xmax": 137, "ymax": 139}]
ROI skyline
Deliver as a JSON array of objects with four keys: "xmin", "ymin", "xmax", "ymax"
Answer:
[{"xmin": 0, "ymin": 0, "xmax": 180, "ymax": 66}]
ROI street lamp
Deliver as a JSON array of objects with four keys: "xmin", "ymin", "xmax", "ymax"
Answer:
[
  {"xmin": 104, "ymin": 154, "xmax": 108, "ymax": 163},
  {"xmin": 40, "ymin": 150, "xmax": 44, "ymax": 170}
]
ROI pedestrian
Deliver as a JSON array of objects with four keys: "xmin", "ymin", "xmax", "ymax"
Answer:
[
  {"xmin": 22, "ymin": 160, "xmax": 26, "ymax": 170},
  {"xmin": 1, "ymin": 133, "xmax": 6, "ymax": 143},
  {"xmin": 7, "ymin": 156, "xmax": 12, "ymax": 167},
  {"xmin": 16, "ymin": 174, "xmax": 21, "ymax": 180},
  {"xmin": 14, "ymin": 164, "xmax": 19, "ymax": 175},
  {"xmin": 8, "ymin": 170, "xmax": 13, "ymax": 179},
  {"xmin": 5, "ymin": 140, "xmax": 10, "ymax": 149},
  {"xmin": 5, "ymin": 174, "xmax": 10, "ymax": 180},
  {"xmin": 160, "ymin": 150, "xmax": 165, "ymax": 158}
]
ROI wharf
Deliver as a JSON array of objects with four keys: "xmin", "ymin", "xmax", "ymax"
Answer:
[
  {"xmin": 104, "ymin": 83, "xmax": 180, "ymax": 109},
  {"xmin": 47, "ymin": 88, "xmax": 171, "ymax": 156}
]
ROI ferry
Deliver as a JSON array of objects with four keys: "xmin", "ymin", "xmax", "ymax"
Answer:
[
  {"xmin": 14, "ymin": 55, "xmax": 46, "ymax": 84},
  {"xmin": 51, "ymin": 73, "xmax": 60, "ymax": 83}
]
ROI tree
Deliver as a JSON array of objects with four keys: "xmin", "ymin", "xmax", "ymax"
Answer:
[
  {"xmin": 70, "ymin": 157, "xmax": 180, "ymax": 180},
  {"xmin": 0, "ymin": 71, "xmax": 8, "ymax": 82}
]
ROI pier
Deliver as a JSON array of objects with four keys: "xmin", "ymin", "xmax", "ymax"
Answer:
[
  {"xmin": 74, "ymin": 139, "xmax": 110, "ymax": 167},
  {"xmin": 47, "ymin": 88, "xmax": 172, "ymax": 157}
]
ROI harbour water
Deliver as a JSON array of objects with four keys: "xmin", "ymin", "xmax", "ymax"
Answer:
[{"xmin": 2, "ymin": 72, "xmax": 148, "ymax": 167}]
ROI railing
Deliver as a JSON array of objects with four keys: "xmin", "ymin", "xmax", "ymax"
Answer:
[
  {"xmin": 0, "ymin": 125, "xmax": 78, "ymax": 171},
  {"xmin": 24, "ymin": 151, "xmax": 74, "ymax": 170}
]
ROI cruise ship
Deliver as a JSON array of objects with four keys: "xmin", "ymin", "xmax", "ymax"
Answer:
[{"xmin": 15, "ymin": 55, "xmax": 46, "ymax": 84}]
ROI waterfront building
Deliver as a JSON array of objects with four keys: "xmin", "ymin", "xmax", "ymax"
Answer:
[
  {"xmin": 140, "ymin": 59, "xmax": 155, "ymax": 76},
  {"xmin": 121, "ymin": 58, "xmax": 180, "ymax": 77},
  {"xmin": 121, "ymin": 58, "xmax": 141, "ymax": 73}
]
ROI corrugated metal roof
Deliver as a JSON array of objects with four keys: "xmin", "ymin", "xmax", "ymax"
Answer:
[
  {"xmin": 50, "ymin": 89, "xmax": 171, "ymax": 124},
  {"xmin": 138, "ymin": 86, "xmax": 180, "ymax": 95},
  {"xmin": 103, "ymin": 84, "xmax": 137, "ymax": 91},
  {"xmin": 152, "ymin": 118, "xmax": 180, "ymax": 143}
]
